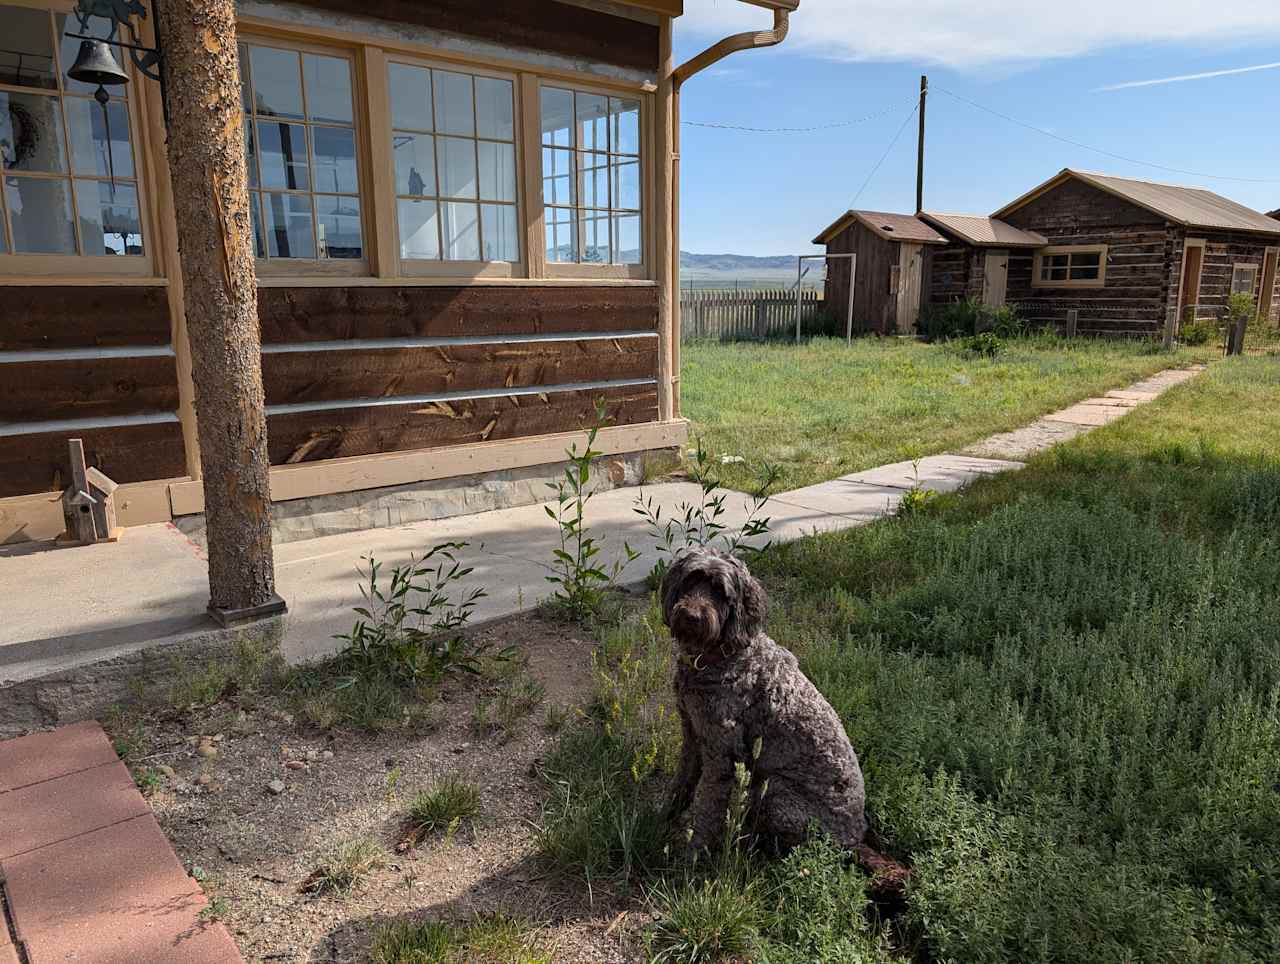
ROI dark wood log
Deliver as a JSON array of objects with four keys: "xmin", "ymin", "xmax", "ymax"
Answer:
[
  {"xmin": 0, "ymin": 423, "xmax": 186, "ymax": 497},
  {"xmin": 0, "ymin": 287, "xmax": 170, "ymax": 351},
  {"xmin": 257, "ymin": 285, "xmax": 659, "ymax": 344},
  {"xmin": 0, "ymin": 356, "xmax": 179, "ymax": 423},
  {"xmin": 262, "ymin": 337, "xmax": 657, "ymax": 406},
  {"xmin": 267, "ymin": 384, "xmax": 658, "ymax": 465},
  {"xmin": 289, "ymin": 0, "xmax": 658, "ymax": 71}
]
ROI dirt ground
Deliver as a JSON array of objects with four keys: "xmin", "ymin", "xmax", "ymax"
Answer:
[{"xmin": 130, "ymin": 611, "xmax": 649, "ymax": 963}]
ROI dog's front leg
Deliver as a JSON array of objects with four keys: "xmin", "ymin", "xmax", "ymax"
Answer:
[
  {"xmin": 684, "ymin": 721, "xmax": 745, "ymax": 853},
  {"xmin": 666, "ymin": 702, "xmax": 702, "ymax": 822}
]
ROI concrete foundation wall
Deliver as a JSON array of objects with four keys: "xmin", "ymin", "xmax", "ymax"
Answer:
[{"xmin": 174, "ymin": 448, "xmax": 679, "ymax": 546}]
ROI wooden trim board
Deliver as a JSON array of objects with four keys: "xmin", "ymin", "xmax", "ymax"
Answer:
[
  {"xmin": 0, "ymin": 477, "xmax": 182, "ymax": 545},
  {"xmin": 169, "ymin": 418, "xmax": 688, "ymax": 513}
]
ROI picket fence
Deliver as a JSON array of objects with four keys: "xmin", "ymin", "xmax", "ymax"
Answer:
[{"xmin": 680, "ymin": 288, "xmax": 824, "ymax": 342}]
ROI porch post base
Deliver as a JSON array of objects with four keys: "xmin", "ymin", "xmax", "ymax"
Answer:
[{"xmin": 207, "ymin": 593, "xmax": 288, "ymax": 628}]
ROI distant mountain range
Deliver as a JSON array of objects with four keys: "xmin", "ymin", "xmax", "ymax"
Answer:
[{"xmin": 681, "ymin": 251, "xmax": 824, "ymax": 287}]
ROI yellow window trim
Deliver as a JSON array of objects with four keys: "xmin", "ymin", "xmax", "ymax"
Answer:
[{"xmin": 1031, "ymin": 244, "xmax": 1108, "ymax": 289}]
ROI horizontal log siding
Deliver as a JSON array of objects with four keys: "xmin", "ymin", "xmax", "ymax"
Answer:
[
  {"xmin": 262, "ymin": 337, "xmax": 658, "ymax": 406},
  {"xmin": 290, "ymin": 0, "xmax": 659, "ymax": 72},
  {"xmin": 258, "ymin": 284, "xmax": 662, "ymax": 466},
  {"xmin": 1002, "ymin": 180, "xmax": 1172, "ymax": 336},
  {"xmin": 1168, "ymin": 230, "xmax": 1280, "ymax": 324},
  {"xmin": 926, "ymin": 245, "xmax": 971, "ymax": 304},
  {"xmin": 0, "ymin": 286, "xmax": 182, "ymax": 498},
  {"xmin": 0, "ymin": 422, "xmax": 186, "ymax": 498},
  {"xmin": 268, "ymin": 384, "xmax": 658, "ymax": 465},
  {"xmin": 256, "ymin": 286, "xmax": 658, "ymax": 343}
]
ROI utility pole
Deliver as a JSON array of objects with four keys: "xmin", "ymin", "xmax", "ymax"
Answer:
[{"xmin": 916, "ymin": 74, "xmax": 928, "ymax": 214}]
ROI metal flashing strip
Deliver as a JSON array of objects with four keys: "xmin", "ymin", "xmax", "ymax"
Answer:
[
  {"xmin": 265, "ymin": 378, "xmax": 659, "ymax": 417},
  {"xmin": 260, "ymin": 331, "xmax": 659, "ymax": 353},
  {"xmin": 0, "ymin": 412, "xmax": 180, "ymax": 438},
  {"xmin": 0, "ymin": 345, "xmax": 176, "ymax": 364}
]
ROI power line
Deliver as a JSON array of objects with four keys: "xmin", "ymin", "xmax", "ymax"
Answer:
[
  {"xmin": 933, "ymin": 85, "xmax": 1280, "ymax": 184},
  {"xmin": 681, "ymin": 102, "xmax": 906, "ymax": 134},
  {"xmin": 849, "ymin": 98, "xmax": 921, "ymax": 208}
]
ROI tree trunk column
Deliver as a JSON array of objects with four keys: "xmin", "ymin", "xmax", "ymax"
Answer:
[{"xmin": 154, "ymin": 0, "xmax": 284, "ymax": 624}]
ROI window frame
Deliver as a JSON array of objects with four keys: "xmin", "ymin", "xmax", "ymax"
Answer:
[
  {"xmin": 1032, "ymin": 244, "xmax": 1108, "ymax": 289},
  {"xmin": 379, "ymin": 52, "xmax": 525, "ymax": 281},
  {"xmin": 239, "ymin": 33, "xmax": 371, "ymax": 278},
  {"xmin": 0, "ymin": 2, "xmax": 158, "ymax": 278},
  {"xmin": 535, "ymin": 76, "xmax": 650, "ymax": 282},
  {"xmin": 1230, "ymin": 262, "xmax": 1259, "ymax": 301}
]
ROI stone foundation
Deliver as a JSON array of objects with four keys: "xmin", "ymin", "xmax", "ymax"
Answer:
[{"xmin": 175, "ymin": 448, "xmax": 680, "ymax": 547}]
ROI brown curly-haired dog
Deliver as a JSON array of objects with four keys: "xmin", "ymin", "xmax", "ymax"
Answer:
[{"xmin": 662, "ymin": 548, "xmax": 868, "ymax": 855}]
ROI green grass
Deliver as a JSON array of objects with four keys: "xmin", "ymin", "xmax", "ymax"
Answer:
[
  {"xmin": 301, "ymin": 838, "xmax": 386, "ymax": 896},
  {"xmin": 543, "ymin": 358, "xmax": 1280, "ymax": 961},
  {"xmin": 682, "ymin": 335, "xmax": 1212, "ymax": 491},
  {"xmin": 371, "ymin": 915, "xmax": 550, "ymax": 963},
  {"xmin": 406, "ymin": 774, "xmax": 482, "ymax": 840}
]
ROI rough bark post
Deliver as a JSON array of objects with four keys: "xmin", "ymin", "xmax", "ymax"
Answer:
[{"xmin": 153, "ymin": 0, "xmax": 284, "ymax": 623}]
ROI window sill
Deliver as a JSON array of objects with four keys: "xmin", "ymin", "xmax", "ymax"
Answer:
[
  {"xmin": 0, "ymin": 275, "xmax": 168, "ymax": 286},
  {"xmin": 254, "ymin": 276, "xmax": 658, "ymax": 288}
]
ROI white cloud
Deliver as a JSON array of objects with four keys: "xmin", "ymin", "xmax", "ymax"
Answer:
[{"xmin": 678, "ymin": 1, "xmax": 1280, "ymax": 69}]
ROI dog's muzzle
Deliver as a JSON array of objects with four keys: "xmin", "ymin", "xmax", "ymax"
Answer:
[{"xmin": 670, "ymin": 597, "xmax": 721, "ymax": 649}]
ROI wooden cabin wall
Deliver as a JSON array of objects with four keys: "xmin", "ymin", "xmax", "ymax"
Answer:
[
  {"xmin": 256, "ymin": 286, "xmax": 660, "ymax": 466},
  {"xmin": 288, "ymin": 0, "xmax": 659, "ymax": 71},
  {"xmin": 1002, "ymin": 179, "xmax": 1170, "ymax": 336},
  {"xmin": 0, "ymin": 287, "xmax": 186, "ymax": 499},
  {"xmin": 823, "ymin": 222, "xmax": 896, "ymax": 334},
  {"xmin": 1166, "ymin": 230, "xmax": 1279, "ymax": 324},
  {"xmin": 926, "ymin": 244, "xmax": 971, "ymax": 304}
]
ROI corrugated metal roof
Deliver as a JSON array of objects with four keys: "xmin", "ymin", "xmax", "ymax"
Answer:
[
  {"xmin": 920, "ymin": 212, "xmax": 1047, "ymax": 247},
  {"xmin": 995, "ymin": 169, "xmax": 1280, "ymax": 236},
  {"xmin": 813, "ymin": 210, "xmax": 948, "ymax": 245}
]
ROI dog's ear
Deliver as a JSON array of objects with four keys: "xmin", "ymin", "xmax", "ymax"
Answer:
[
  {"xmin": 722, "ymin": 555, "xmax": 768, "ymax": 648},
  {"xmin": 660, "ymin": 550, "xmax": 696, "ymax": 629}
]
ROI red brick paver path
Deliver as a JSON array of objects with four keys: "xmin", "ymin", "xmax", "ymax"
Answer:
[{"xmin": 0, "ymin": 721, "xmax": 242, "ymax": 963}]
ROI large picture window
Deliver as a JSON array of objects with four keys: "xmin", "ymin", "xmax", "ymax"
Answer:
[
  {"xmin": 1033, "ymin": 245, "xmax": 1107, "ymax": 288},
  {"xmin": 388, "ymin": 61, "xmax": 520, "ymax": 267},
  {"xmin": 540, "ymin": 86, "xmax": 641, "ymax": 267},
  {"xmin": 0, "ymin": 4, "xmax": 144, "ymax": 262},
  {"xmin": 239, "ymin": 41, "xmax": 364, "ymax": 264}
]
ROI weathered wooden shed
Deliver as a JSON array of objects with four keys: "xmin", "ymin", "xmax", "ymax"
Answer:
[
  {"xmin": 918, "ymin": 213, "xmax": 1046, "ymax": 309},
  {"xmin": 812, "ymin": 210, "xmax": 947, "ymax": 334},
  {"xmin": 994, "ymin": 170, "xmax": 1280, "ymax": 336},
  {"xmin": 0, "ymin": 0, "xmax": 799, "ymax": 547}
]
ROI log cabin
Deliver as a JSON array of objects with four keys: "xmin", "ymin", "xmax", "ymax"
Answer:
[
  {"xmin": 0, "ymin": 0, "xmax": 798, "ymax": 546},
  {"xmin": 817, "ymin": 169, "xmax": 1280, "ymax": 339}
]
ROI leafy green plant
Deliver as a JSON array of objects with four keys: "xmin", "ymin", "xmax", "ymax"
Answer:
[
  {"xmin": 962, "ymin": 331, "xmax": 1004, "ymax": 358},
  {"xmin": 544, "ymin": 400, "xmax": 639, "ymax": 621},
  {"xmin": 635, "ymin": 437, "xmax": 780, "ymax": 587},
  {"xmin": 919, "ymin": 298, "xmax": 1025, "ymax": 342},
  {"xmin": 1178, "ymin": 317, "xmax": 1218, "ymax": 346},
  {"xmin": 334, "ymin": 544, "xmax": 488, "ymax": 689}
]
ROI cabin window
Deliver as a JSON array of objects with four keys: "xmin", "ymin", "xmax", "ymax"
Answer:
[
  {"xmin": 539, "ymin": 85, "xmax": 642, "ymax": 270},
  {"xmin": 0, "ymin": 4, "xmax": 146, "ymax": 265},
  {"xmin": 1231, "ymin": 264, "xmax": 1258, "ymax": 298},
  {"xmin": 387, "ymin": 61, "xmax": 520, "ymax": 268},
  {"xmin": 239, "ymin": 41, "xmax": 365, "ymax": 266},
  {"xmin": 1033, "ymin": 245, "xmax": 1107, "ymax": 287}
]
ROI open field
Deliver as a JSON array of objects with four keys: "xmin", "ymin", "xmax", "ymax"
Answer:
[
  {"xmin": 682, "ymin": 335, "xmax": 1215, "ymax": 491},
  {"xmin": 542, "ymin": 357, "xmax": 1280, "ymax": 961}
]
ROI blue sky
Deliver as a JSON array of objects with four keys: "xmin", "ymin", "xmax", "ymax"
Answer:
[{"xmin": 673, "ymin": 1, "xmax": 1280, "ymax": 256}]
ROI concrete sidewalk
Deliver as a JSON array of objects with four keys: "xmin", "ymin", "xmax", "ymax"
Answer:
[{"xmin": 0, "ymin": 366, "xmax": 1202, "ymax": 689}]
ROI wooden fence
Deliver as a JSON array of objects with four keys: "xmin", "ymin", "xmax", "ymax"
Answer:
[{"xmin": 680, "ymin": 288, "xmax": 824, "ymax": 342}]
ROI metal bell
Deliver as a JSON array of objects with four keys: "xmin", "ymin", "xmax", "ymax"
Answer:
[{"xmin": 67, "ymin": 40, "xmax": 129, "ymax": 95}]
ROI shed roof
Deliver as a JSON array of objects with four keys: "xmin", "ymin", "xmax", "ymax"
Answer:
[
  {"xmin": 919, "ymin": 212, "xmax": 1047, "ymax": 248},
  {"xmin": 812, "ymin": 210, "xmax": 949, "ymax": 246},
  {"xmin": 994, "ymin": 169, "xmax": 1280, "ymax": 236}
]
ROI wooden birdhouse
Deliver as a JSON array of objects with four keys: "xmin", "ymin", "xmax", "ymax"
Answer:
[{"xmin": 61, "ymin": 439, "xmax": 122, "ymax": 545}]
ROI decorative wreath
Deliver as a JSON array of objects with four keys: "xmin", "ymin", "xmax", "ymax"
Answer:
[{"xmin": 4, "ymin": 101, "xmax": 41, "ymax": 168}]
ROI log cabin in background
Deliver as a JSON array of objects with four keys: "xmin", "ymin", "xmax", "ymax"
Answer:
[
  {"xmin": 817, "ymin": 169, "xmax": 1280, "ymax": 338},
  {"xmin": 0, "ymin": 0, "xmax": 797, "ymax": 545}
]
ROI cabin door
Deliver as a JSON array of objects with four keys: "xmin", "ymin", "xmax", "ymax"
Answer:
[
  {"xmin": 982, "ymin": 251, "xmax": 1009, "ymax": 308},
  {"xmin": 1260, "ymin": 247, "xmax": 1279, "ymax": 326},
  {"xmin": 895, "ymin": 243, "xmax": 925, "ymax": 333},
  {"xmin": 1179, "ymin": 239, "xmax": 1205, "ymax": 323}
]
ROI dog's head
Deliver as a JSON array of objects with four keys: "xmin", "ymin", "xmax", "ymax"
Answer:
[{"xmin": 661, "ymin": 548, "xmax": 767, "ymax": 660}]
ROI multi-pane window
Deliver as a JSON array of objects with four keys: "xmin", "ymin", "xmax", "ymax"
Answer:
[
  {"xmin": 0, "ymin": 4, "xmax": 143, "ymax": 258},
  {"xmin": 239, "ymin": 41, "xmax": 363, "ymax": 262},
  {"xmin": 1035, "ymin": 246, "xmax": 1106, "ymax": 286},
  {"xmin": 389, "ymin": 62, "xmax": 519, "ymax": 265},
  {"xmin": 540, "ymin": 87, "xmax": 640, "ymax": 266},
  {"xmin": 1230, "ymin": 264, "xmax": 1258, "ymax": 297}
]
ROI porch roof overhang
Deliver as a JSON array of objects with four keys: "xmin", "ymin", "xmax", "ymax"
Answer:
[
  {"xmin": 919, "ymin": 212, "xmax": 1048, "ymax": 248},
  {"xmin": 614, "ymin": 0, "xmax": 799, "ymax": 16}
]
